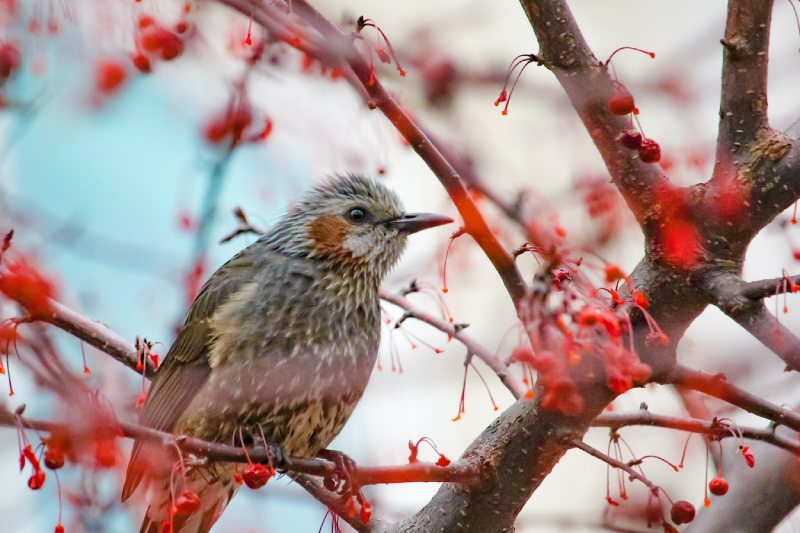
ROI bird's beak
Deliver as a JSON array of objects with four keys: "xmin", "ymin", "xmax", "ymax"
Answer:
[{"xmin": 386, "ymin": 213, "xmax": 454, "ymax": 234}]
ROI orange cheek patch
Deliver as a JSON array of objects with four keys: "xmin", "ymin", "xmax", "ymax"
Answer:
[{"xmin": 307, "ymin": 215, "xmax": 352, "ymax": 257}]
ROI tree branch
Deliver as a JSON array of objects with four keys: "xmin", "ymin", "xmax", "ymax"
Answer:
[
  {"xmin": 39, "ymin": 298, "xmax": 154, "ymax": 377},
  {"xmin": 713, "ymin": 0, "xmax": 773, "ymax": 170},
  {"xmin": 594, "ymin": 411, "xmax": 800, "ymax": 455},
  {"xmin": 516, "ymin": 0, "xmax": 669, "ymax": 227},
  {"xmin": 686, "ymin": 425, "xmax": 800, "ymax": 533},
  {"xmin": 698, "ymin": 269, "xmax": 800, "ymax": 371},
  {"xmin": 0, "ymin": 408, "xmax": 481, "ymax": 488},
  {"xmin": 664, "ymin": 365, "xmax": 800, "ymax": 433},
  {"xmin": 569, "ymin": 437, "xmax": 658, "ymax": 492},
  {"xmin": 380, "ymin": 289, "xmax": 525, "ymax": 399},
  {"xmin": 739, "ymin": 274, "xmax": 800, "ymax": 301}
]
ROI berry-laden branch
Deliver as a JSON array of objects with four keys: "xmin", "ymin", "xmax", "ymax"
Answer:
[
  {"xmin": 685, "ymin": 425, "xmax": 800, "ymax": 533},
  {"xmin": 0, "ymin": 407, "xmax": 481, "ymax": 488},
  {"xmin": 593, "ymin": 411, "xmax": 800, "ymax": 455},
  {"xmin": 516, "ymin": 0, "xmax": 669, "ymax": 226},
  {"xmin": 216, "ymin": 0, "xmax": 528, "ymax": 306}
]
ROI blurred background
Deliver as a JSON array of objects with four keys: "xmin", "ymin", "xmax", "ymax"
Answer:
[{"xmin": 1, "ymin": 0, "xmax": 800, "ymax": 531}]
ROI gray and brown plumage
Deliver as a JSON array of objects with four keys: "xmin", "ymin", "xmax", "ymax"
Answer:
[{"xmin": 122, "ymin": 174, "xmax": 452, "ymax": 533}]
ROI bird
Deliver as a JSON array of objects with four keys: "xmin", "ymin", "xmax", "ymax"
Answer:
[{"xmin": 122, "ymin": 173, "xmax": 453, "ymax": 533}]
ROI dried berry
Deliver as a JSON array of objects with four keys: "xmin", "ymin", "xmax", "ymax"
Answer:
[
  {"xmin": 670, "ymin": 500, "xmax": 696, "ymax": 525},
  {"xmin": 620, "ymin": 129, "xmax": 643, "ymax": 150},
  {"xmin": 608, "ymin": 84, "xmax": 635, "ymax": 115},
  {"xmin": 44, "ymin": 448, "xmax": 65, "ymax": 470},
  {"xmin": 173, "ymin": 490, "xmax": 201, "ymax": 515},
  {"xmin": 242, "ymin": 463, "xmax": 272, "ymax": 489},
  {"xmin": 639, "ymin": 138, "xmax": 661, "ymax": 163}
]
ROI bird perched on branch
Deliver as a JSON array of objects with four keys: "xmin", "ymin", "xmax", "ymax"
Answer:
[{"xmin": 122, "ymin": 173, "xmax": 452, "ymax": 533}]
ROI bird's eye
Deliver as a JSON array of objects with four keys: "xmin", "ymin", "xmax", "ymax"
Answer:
[{"xmin": 347, "ymin": 207, "xmax": 368, "ymax": 223}]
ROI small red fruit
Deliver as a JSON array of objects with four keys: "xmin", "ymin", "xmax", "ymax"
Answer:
[
  {"xmin": 741, "ymin": 445, "xmax": 755, "ymax": 468},
  {"xmin": 435, "ymin": 455, "xmax": 451, "ymax": 467},
  {"xmin": 638, "ymin": 138, "xmax": 661, "ymax": 163},
  {"xmin": 608, "ymin": 84, "xmax": 635, "ymax": 115},
  {"xmin": 159, "ymin": 32, "xmax": 184, "ymax": 61},
  {"xmin": 27, "ymin": 469, "xmax": 46, "ymax": 490},
  {"xmin": 95, "ymin": 61, "xmax": 127, "ymax": 95},
  {"xmin": 670, "ymin": 500, "xmax": 696, "ymax": 525},
  {"xmin": 94, "ymin": 439, "xmax": 117, "ymax": 468},
  {"xmin": 173, "ymin": 490, "xmax": 201, "ymax": 515},
  {"xmin": 132, "ymin": 54, "xmax": 152, "ymax": 74},
  {"xmin": 360, "ymin": 500, "xmax": 372, "ymax": 523},
  {"xmin": 620, "ymin": 129, "xmax": 643, "ymax": 150},
  {"xmin": 242, "ymin": 463, "xmax": 272, "ymax": 489},
  {"xmin": 44, "ymin": 448, "xmax": 65, "ymax": 470},
  {"xmin": 709, "ymin": 476, "xmax": 729, "ymax": 496},
  {"xmin": 0, "ymin": 43, "xmax": 22, "ymax": 82}
]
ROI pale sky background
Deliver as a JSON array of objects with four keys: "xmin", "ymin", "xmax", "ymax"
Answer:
[{"xmin": 1, "ymin": 1, "xmax": 800, "ymax": 532}]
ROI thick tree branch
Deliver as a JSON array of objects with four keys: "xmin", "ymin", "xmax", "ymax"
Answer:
[
  {"xmin": 594, "ymin": 412, "xmax": 800, "ymax": 455},
  {"xmin": 713, "ymin": 0, "xmax": 773, "ymax": 170},
  {"xmin": 664, "ymin": 365, "xmax": 800, "ymax": 433},
  {"xmin": 516, "ymin": 0, "xmax": 669, "ymax": 227}
]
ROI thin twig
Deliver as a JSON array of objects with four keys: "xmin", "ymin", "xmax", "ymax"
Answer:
[{"xmin": 594, "ymin": 411, "xmax": 800, "ymax": 455}]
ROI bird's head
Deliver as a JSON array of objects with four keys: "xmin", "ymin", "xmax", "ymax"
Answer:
[{"xmin": 267, "ymin": 173, "xmax": 452, "ymax": 278}]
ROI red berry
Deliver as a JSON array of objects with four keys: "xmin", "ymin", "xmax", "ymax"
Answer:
[
  {"xmin": 632, "ymin": 290, "xmax": 649, "ymax": 308},
  {"xmin": 159, "ymin": 32, "xmax": 184, "ymax": 61},
  {"xmin": 138, "ymin": 14, "xmax": 155, "ymax": 29},
  {"xmin": 638, "ymin": 138, "xmax": 661, "ymax": 163},
  {"xmin": 44, "ymin": 448, "xmax": 65, "ymax": 470},
  {"xmin": 132, "ymin": 54, "xmax": 152, "ymax": 73},
  {"xmin": 359, "ymin": 500, "xmax": 372, "ymax": 523},
  {"xmin": 670, "ymin": 500, "xmax": 696, "ymax": 525},
  {"xmin": 709, "ymin": 476, "xmax": 729, "ymax": 496},
  {"xmin": 175, "ymin": 20, "xmax": 189, "ymax": 34},
  {"xmin": 229, "ymin": 107, "xmax": 253, "ymax": 135},
  {"xmin": 435, "ymin": 455, "xmax": 451, "ymax": 467},
  {"xmin": 0, "ymin": 43, "xmax": 22, "ymax": 81},
  {"xmin": 242, "ymin": 463, "xmax": 272, "ymax": 489},
  {"xmin": 27, "ymin": 469, "xmax": 46, "ymax": 490},
  {"xmin": 95, "ymin": 60, "xmax": 127, "ymax": 95},
  {"xmin": 54, "ymin": 525, "xmax": 65, "ymax": 533},
  {"xmin": 608, "ymin": 85, "xmax": 635, "ymax": 115},
  {"xmin": 620, "ymin": 129, "xmax": 643, "ymax": 150},
  {"xmin": 741, "ymin": 445, "xmax": 755, "ymax": 468},
  {"xmin": 94, "ymin": 439, "xmax": 117, "ymax": 468},
  {"xmin": 173, "ymin": 490, "xmax": 201, "ymax": 515},
  {"xmin": 204, "ymin": 118, "xmax": 231, "ymax": 144}
]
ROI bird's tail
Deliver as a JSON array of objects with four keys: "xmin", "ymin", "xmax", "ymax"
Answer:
[{"xmin": 139, "ymin": 463, "xmax": 239, "ymax": 533}]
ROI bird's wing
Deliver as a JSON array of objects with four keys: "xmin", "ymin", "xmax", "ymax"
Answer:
[{"xmin": 122, "ymin": 246, "xmax": 259, "ymax": 502}]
